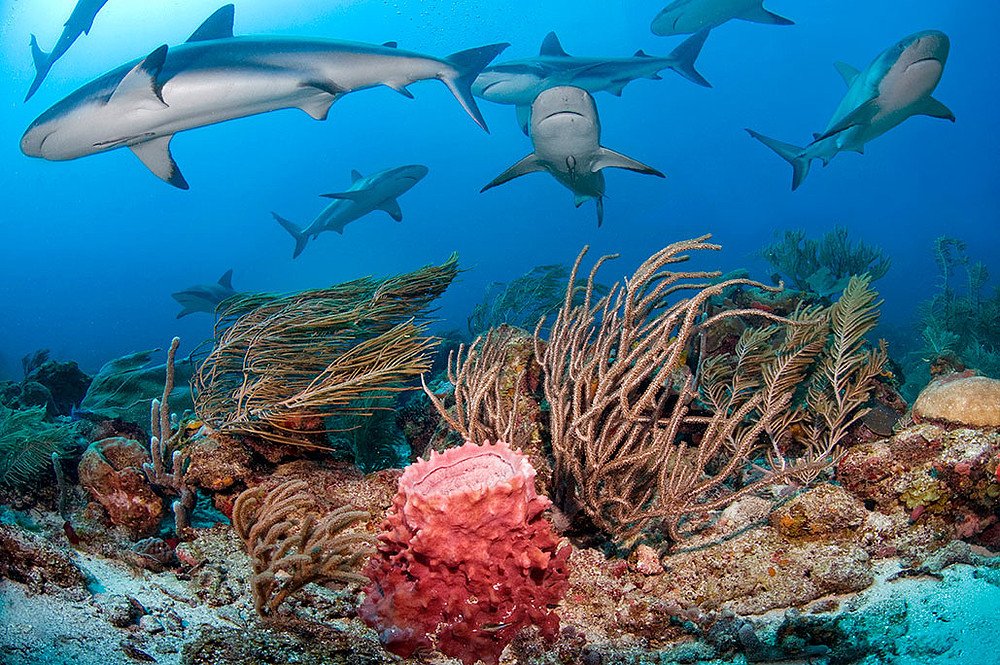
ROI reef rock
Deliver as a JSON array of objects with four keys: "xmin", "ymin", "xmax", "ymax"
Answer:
[
  {"xmin": 77, "ymin": 437, "xmax": 165, "ymax": 537},
  {"xmin": 360, "ymin": 440, "xmax": 570, "ymax": 665},
  {"xmin": 0, "ymin": 522, "xmax": 88, "ymax": 592},
  {"xmin": 912, "ymin": 373, "xmax": 1000, "ymax": 428}
]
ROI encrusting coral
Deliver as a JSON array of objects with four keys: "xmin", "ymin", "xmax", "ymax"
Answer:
[
  {"xmin": 232, "ymin": 478, "xmax": 373, "ymax": 617},
  {"xmin": 193, "ymin": 255, "xmax": 458, "ymax": 445}
]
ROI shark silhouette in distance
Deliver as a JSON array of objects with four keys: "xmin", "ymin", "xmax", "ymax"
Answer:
[
  {"xmin": 481, "ymin": 86, "xmax": 663, "ymax": 226},
  {"xmin": 474, "ymin": 29, "xmax": 711, "ymax": 134},
  {"xmin": 273, "ymin": 164, "xmax": 429, "ymax": 258},
  {"xmin": 650, "ymin": 0, "xmax": 793, "ymax": 37},
  {"xmin": 171, "ymin": 269, "xmax": 237, "ymax": 318},
  {"xmin": 19, "ymin": 4, "xmax": 507, "ymax": 189},
  {"xmin": 747, "ymin": 30, "xmax": 954, "ymax": 190},
  {"xmin": 25, "ymin": 0, "xmax": 110, "ymax": 101}
]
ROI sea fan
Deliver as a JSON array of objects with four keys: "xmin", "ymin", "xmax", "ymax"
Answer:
[{"xmin": 0, "ymin": 405, "xmax": 76, "ymax": 488}]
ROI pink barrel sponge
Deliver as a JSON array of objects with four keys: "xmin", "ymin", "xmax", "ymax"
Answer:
[{"xmin": 359, "ymin": 440, "xmax": 570, "ymax": 665}]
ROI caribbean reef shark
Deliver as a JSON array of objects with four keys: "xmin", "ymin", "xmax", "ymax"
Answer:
[
  {"xmin": 473, "ymin": 29, "xmax": 710, "ymax": 134},
  {"xmin": 651, "ymin": 0, "xmax": 793, "ymax": 36},
  {"xmin": 19, "ymin": 4, "xmax": 507, "ymax": 189},
  {"xmin": 273, "ymin": 164, "xmax": 428, "ymax": 258},
  {"xmin": 171, "ymin": 269, "xmax": 237, "ymax": 318},
  {"xmin": 25, "ymin": 0, "xmax": 110, "ymax": 102},
  {"xmin": 481, "ymin": 86, "xmax": 663, "ymax": 226},
  {"xmin": 747, "ymin": 30, "xmax": 954, "ymax": 190}
]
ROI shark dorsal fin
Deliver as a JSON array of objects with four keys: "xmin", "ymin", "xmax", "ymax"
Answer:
[
  {"xmin": 128, "ymin": 135, "xmax": 188, "ymax": 189},
  {"xmin": 110, "ymin": 44, "xmax": 169, "ymax": 110},
  {"xmin": 382, "ymin": 41, "xmax": 398, "ymax": 48},
  {"xmin": 186, "ymin": 4, "xmax": 235, "ymax": 43},
  {"xmin": 218, "ymin": 269, "xmax": 234, "ymax": 289},
  {"xmin": 540, "ymin": 32, "xmax": 569, "ymax": 57},
  {"xmin": 633, "ymin": 49, "xmax": 651, "ymax": 58},
  {"xmin": 833, "ymin": 61, "xmax": 860, "ymax": 87},
  {"xmin": 350, "ymin": 169, "xmax": 363, "ymax": 183}
]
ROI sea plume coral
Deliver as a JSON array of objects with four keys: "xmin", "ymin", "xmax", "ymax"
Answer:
[{"xmin": 359, "ymin": 440, "xmax": 570, "ymax": 665}]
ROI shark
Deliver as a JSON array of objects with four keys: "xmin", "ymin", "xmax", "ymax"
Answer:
[
  {"xmin": 19, "ymin": 4, "xmax": 507, "ymax": 189},
  {"xmin": 171, "ymin": 269, "xmax": 237, "ymax": 318},
  {"xmin": 650, "ymin": 0, "xmax": 793, "ymax": 36},
  {"xmin": 473, "ymin": 29, "xmax": 711, "ymax": 133},
  {"xmin": 481, "ymin": 86, "xmax": 664, "ymax": 226},
  {"xmin": 25, "ymin": 0, "xmax": 110, "ymax": 102},
  {"xmin": 273, "ymin": 164, "xmax": 429, "ymax": 258},
  {"xmin": 747, "ymin": 30, "xmax": 954, "ymax": 190}
]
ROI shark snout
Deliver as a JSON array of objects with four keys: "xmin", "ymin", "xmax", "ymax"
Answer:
[{"xmin": 909, "ymin": 30, "xmax": 950, "ymax": 64}]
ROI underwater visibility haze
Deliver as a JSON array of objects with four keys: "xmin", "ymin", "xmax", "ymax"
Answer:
[{"xmin": 0, "ymin": 1, "xmax": 999, "ymax": 664}]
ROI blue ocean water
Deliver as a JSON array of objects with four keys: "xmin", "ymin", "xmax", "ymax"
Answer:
[{"xmin": 0, "ymin": 0, "xmax": 996, "ymax": 378}]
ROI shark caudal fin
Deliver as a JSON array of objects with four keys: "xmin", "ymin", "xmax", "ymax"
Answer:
[
  {"xmin": 25, "ymin": 34, "xmax": 52, "ymax": 102},
  {"xmin": 666, "ymin": 28, "xmax": 712, "ymax": 88},
  {"xmin": 746, "ymin": 129, "xmax": 811, "ymax": 191},
  {"xmin": 272, "ymin": 212, "xmax": 309, "ymax": 258},
  {"xmin": 442, "ymin": 43, "xmax": 510, "ymax": 132}
]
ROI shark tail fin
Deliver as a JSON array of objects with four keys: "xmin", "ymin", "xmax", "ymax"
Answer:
[
  {"xmin": 666, "ymin": 28, "xmax": 712, "ymax": 88},
  {"xmin": 272, "ymin": 212, "xmax": 309, "ymax": 259},
  {"xmin": 25, "ymin": 34, "xmax": 52, "ymax": 102},
  {"xmin": 746, "ymin": 129, "xmax": 811, "ymax": 191},
  {"xmin": 442, "ymin": 43, "xmax": 510, "ymax": 133}
]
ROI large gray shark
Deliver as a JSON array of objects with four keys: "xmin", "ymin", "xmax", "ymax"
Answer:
[
  {"xmin": 172, "ymin": 269, "xmax": 237, "ymax": 318},
  {"xmin": 651, "ymin": 0, "xmax": 792, "ymax": 36},
  {"xmin": 481, "ymin": 86, "xmax": 663, "ymax": 226},
  {"xmin": 273, "ymin": 164, "xmax": 428, "ymax": 258},
  {"xmin": 747, "ymin": 30, "xmax": 954, "ymax": 190},
  {"xmin": 19, "ymin": 5, "xmax": 507, "ymax": 189},
  {"xmin": 25, "ymin": 0, "xmax": 110, "ymax": 102},
  {"xmin": 473, "ymin": 29, "xmax": 711, "ymax": 133}
]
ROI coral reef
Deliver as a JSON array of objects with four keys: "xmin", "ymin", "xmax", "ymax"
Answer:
[
  {"xmin": 79, "ymin": 346, "xmax": 195, "ymax": 427},
  {"xmin": 192, "ymin": 255, "xmax": 458, "ymax": 445},
  {"xmin": 232, "ymin": 478, "xmax": 373, "ymax": 617},
  {"xmin": 912, "ymin": 373, "xmax": 1000, "ymax": 428},
  {"xmin": 77, "ymin": 437, "xmax": 165, "ymax": 537},
  {"xmin": 758, "ymin": 226, "xmax": 891, "ymax": 296},
  {"xmin": 0, "ymin": 404, "xmax": 79, "ymax": 489},
  {"xmin": 360, "ymin": 440, "xmax": 570, "ymax": 665}
]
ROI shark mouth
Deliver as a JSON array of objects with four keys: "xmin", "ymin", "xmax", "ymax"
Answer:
[{"xmin": 544, "ymin": 110, "xmax": 587, "ymax": 121}]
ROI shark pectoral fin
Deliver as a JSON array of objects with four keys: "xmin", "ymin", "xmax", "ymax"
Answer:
[
  {"xmin": 738, "ymin": 4, "xmax": 794, "ymax": 25},
  {"xmin": 593, "ymin": 147, "xmax": 665, "ymax": 177},
  {"xmin": 176, "ymin": 308, "xmax": 196, "ymax": 319},
  {"xmin": 350, "ymin": 169, "xmax": 363, "ymax": 183},
  {"xmin": 320, "ymin": 191, "xmax": 364, "ymax": 201},
  {"xmin": 218, "ymin": 269, "xmax": 234, "ymax": 290},
  {"xmin": 515, "ymin": 105, "xmax": 531, "ymax": 135},
  {"xmin": 297, "ymin": 82, "xmax": 343, "ymax": 120},
  {"xmin": 540, "ymin": 32, "xmax": 569, "ymax": 57},
  {"xmin": 385, "ymin": 83, "xmax": 414, "ymax": 98},
  {"xmin": 110, "ymin": 44, "xmax": 169, "ymax": 111},
  {"xmin": 833, "ymin": 61, "xmax": 860, "ymax": 87},
  {"xmin": 186, "ymin": 4, "xmax": 235, "ymax": 43},
  {"xmin": 607, "ymin": 82, "xmax": 627, "ymax": 97},
  {"xmin": 666, "ymin": 28, "xmax": 712, "ymax": 88},
  {"xmin": 129, "ymin": 136, "xmax": 188, "ymax": 189},
  {"xmin": 817, "ymin": 97, "xmax": 879, "ymax": 140},
  {"xmin": 914, "ymin": 96, "xmax": 956, "ymax": 122},
  {"xmin": 481, "ymin": 154, "xmax": 544, "ymax": 192},
  {"xmin": 377, "ymin": 198, "xmax": 404, "ymax": 222}
]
